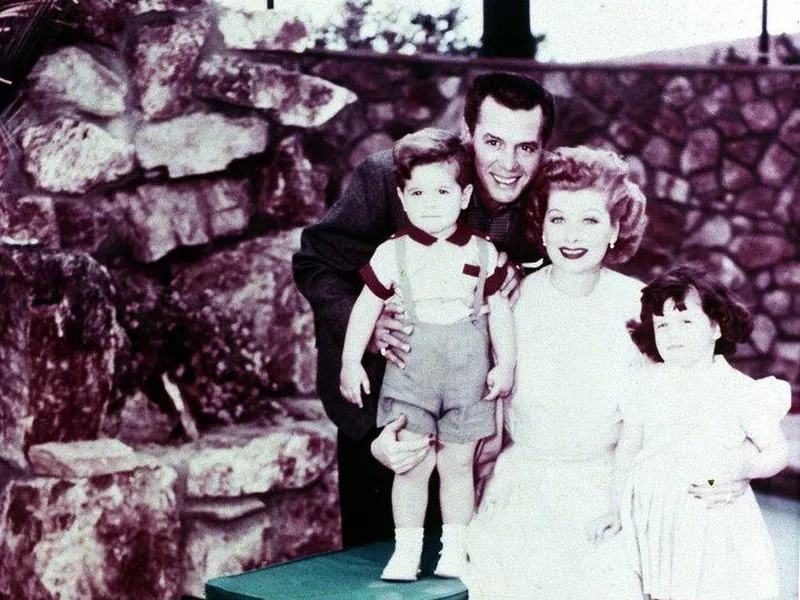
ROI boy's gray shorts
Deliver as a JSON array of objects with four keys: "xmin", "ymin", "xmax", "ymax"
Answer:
[{"xmin": 377, "ymin": 315, "xmax": 495, "ymax": 444}]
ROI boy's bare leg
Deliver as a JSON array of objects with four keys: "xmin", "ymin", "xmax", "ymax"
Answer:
[
  {"xmin": 437, "ymin": 440, "xmax": 478, "ymax": 524},
  {"xmin": 382, "ymin": 429, "xmax": 435, "ymax": 581},
  {"xmin": 434, "ymin": 440, "xmax": 478, "ymax": 577},
  {"xmin": 392, "ymin": 429, "xmax": 436, "ymax": 526}
]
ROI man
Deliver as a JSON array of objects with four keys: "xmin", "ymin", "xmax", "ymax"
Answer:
[{"xmin": 292, "ymin": 71, "xmax": 556, "ymax": 547}]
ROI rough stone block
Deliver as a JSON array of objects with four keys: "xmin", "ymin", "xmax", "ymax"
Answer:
[
  {"xmin": 258, "ymin": 135, "xmax": 328, "ymax": 226},
  {"xmin": 20, "ymin": 118, "xmax": 135, "ymax": 195},
  {"xmin": 29, "ymin": 47, "xmax": 127, "ymax": 117},
  {"xmin": 130, "ymin": 14, "xmax": 211, "ymax": 120},
  {"xmin": 0, "ymin": 250, "xmax": 121, "ymax": 469},
  {"xmin": 0, "ymin": 194, "xmax": 60, "ymax": 248},
  {"xmin": 195, "ymin": 56, "xmax": 357, "ymax": 128},
  {"xmin": 0, "ymin": 466, "xmax": 181, "ymax": 600},
  {"xmin": 113, "ymin": 177, "xmax": 253, "ymax": 262},
  {"xmin": 134, "ymin": 112, "xmax": 268, "ymax": 178}
]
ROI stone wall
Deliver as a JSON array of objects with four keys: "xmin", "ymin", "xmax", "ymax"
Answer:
[{"xmin": 0, "ymin": 1, "xmax": 797, "ymax": 598}]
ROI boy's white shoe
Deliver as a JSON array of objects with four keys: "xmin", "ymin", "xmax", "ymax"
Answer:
[
  {"xmin": 381, "ymin": 527, "xmax": 424, "ymax": 582},
  {"xmin": 433, "ymin": 523, "xmax": 468, "ymax": 578}
]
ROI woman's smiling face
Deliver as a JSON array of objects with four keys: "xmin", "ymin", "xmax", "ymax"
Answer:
[{"xmin": 542, "ymin": 188, "xmax": 619, "ymax": 275}]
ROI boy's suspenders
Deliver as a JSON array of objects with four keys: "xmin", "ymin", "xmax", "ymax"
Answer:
[{"xmin": 394, "ymin": 234, "xmax": 489, "ymax": 323}]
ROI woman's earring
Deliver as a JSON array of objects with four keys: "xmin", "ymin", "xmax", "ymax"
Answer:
[
  {"xmin": 542, "ymin": 236, "xmax": 547, "ymax": 247},
  {"xmin": 609, "ymin": 240, "xmax": 616, "ymax": 249}
]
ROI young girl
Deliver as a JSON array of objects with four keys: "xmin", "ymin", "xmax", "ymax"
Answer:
[{"xmin": 602, "ymin": 263, "xmax": 791, "ymax": 600}]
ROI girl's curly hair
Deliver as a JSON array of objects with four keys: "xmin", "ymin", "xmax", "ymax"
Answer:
[
  {"xmin": 523, "ymin": 146, "xmax": 647, "ymax": 265},
  {"xmin": 627, "ymin": 263, "xmax": 753, "ymax": 362}
]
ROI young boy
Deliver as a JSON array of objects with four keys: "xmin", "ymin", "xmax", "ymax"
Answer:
[{"xmin": 339, "ymin": 128, "xmax": 516, "ymax": 581}]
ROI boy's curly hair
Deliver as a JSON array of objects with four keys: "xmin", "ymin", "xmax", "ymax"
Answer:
[
  {"xmin": 393, "ymin": 128, "xmax": 472, "ymax": 190},
  {"xmin": 627, "ymin": 263, "xmax": 753, "ymax": 362}
]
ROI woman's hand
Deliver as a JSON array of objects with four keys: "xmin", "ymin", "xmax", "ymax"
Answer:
[
  {"xmin": 370, "ymin": 416, "xmax": 432, "ymax": 474},
  {"xmin": 367, "ymin": 298, "xmax": 412, "ymax": 368},
  {"xmin": 586, "ymin": 511, "xmax": 621, "ymax": 542},
  {"xmin": 688, "ymin": 446, "xmax": 749, "ymax": 508}
]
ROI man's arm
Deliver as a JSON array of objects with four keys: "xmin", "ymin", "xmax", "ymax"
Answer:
[{"xmin": 292, "ymin": 150, "xmax": 398, "ymax": 350}]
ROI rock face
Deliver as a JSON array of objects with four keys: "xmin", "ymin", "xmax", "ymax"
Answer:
[
  {"xmin": 217, "ymin": 8, "xmax": 311, "ymax": 51},
  {"xmin": 29, "ymin": 47, "xmax": 128, "ymax": 117},
  {"xmin": 258, "ymin": 135, "xmax": 328, "ymax": 225},
  {"xmin": 0, "ymin": 249, "xmax": 121, "ymax": 469},
  {"xmin": 135, "ymin": 418, "xmax": 340, "ymax": 597},
  {"xmin": 0, "ymin": 194, "xmax": 60, "ymax": 248},
  {"xmin": 112, "ymin": 177, "xmax": 253, "ymax": 262},
  {"xmin": 194, "ymin": 55, "xmax": 358, "ymax": 127},
  {"xmin": 130, "ymin": 14, "xmax": 211, "ymax": 119},
  {"xmin": 20, "ymin": 118, "xmax": 135, "ymax": 194},
  {"xmin": 134, "ymin": 112, "xmax": 268, "ymax": 177},
  {"xmin": 0, "ymin": 466, "xmax": 181, "ymax": 600},
  {"xmin": 169, "ymin": 230, "xmax": 317, "ymax": 421}
]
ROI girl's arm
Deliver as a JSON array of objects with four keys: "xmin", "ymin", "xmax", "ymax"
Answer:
[
  {"xmin": 484, "ymin": 293, "xmax": 515, "ymax": 400},
  {"xmin": 588, "ymin": 420, "xmax": 642, "ymax": 541},
  {"xmin": 339, "ymin": 287, "xmax": 385, "ymax": 407}
]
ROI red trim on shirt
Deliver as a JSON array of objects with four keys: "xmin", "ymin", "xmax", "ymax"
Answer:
[
  {"xmin": 484, "ymin": 262, "xmax": 511, "ymax": 296},
  {"xmin": 463, "ymin": 263, "xmax": 480, "ymax": 277},
  {"xmin": 359, "ymin": 264, "xmax": 394, "ymax": 300}
]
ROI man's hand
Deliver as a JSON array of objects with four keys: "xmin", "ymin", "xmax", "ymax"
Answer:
[
  {"xmin": 367, "ymin": 298, "xmax": 412, "ymax": 369},
  {"xmin": 497, "ymin": 252, "xmax": 522, "ymax": 304},
  {"xmin": 586, "ymin": 511, "xmax": 621, "ymax": 542},
  {"xmin": 483, "ymin": 364, "xmax": 514, "ymax": 401},
  {"xmin": 370, "ymin": 415, "xmax": 432, "ymax": 474},
  {"xmin": 339, "ymin": 363, "xmax": 369, "ymax": 408}
]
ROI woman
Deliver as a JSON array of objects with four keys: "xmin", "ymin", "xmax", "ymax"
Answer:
[{"xmin": 463, "ymin": 145, "xmax": 648, "ymax": 600}]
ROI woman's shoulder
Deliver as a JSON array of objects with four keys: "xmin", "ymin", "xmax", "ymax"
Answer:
[{"xmin": 602, "ymin": 268, "xmax": 644, "ymax": 294}]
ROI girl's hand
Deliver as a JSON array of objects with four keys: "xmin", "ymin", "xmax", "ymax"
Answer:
[
  {"xmin": 483, "ymin": 364, "xmax": 514, "ymax": 400},
  {"xmin": 339, "ymin": 363, "xmax": 370, "ymax": 408},
  {"xmin": 586, "ymin": 511, "xmax": 621, "ymax": 542}
]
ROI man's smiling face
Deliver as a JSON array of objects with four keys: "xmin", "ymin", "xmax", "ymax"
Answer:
[{"xmin": 468, "ymin": 96, "xmax": 545, "ymax": 208}]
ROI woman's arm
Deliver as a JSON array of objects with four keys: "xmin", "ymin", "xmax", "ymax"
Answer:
[{"xmin": 484, "ymin": 294, "xmax": 515, "ymax": 400}]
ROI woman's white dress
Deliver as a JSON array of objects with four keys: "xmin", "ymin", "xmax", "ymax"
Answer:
[
  {"xmin": 464, "ymin": 266, "xmax": 645, "ymax": 600},
  {"xmin": 621, "ymin": 357, "xmax": 790, "ymax": 600}
]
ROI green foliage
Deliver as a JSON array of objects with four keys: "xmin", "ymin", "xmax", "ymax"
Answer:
[{"xmin": 314, "ymin": 0, "xmax": 481, "ymax": 56}]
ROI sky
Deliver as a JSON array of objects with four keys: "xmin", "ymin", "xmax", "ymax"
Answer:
[{"xmin": 281, "ymin": 0, "xmax": 800, "ymax": 63}]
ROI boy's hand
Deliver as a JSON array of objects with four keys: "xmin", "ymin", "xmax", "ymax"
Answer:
[
  {"xmin": 483, "ymin": 364, "xmax": 514, "ymax": 401},
  {"xmin": 339, "ymin": 364, "xmax": 370, "ymax": 408},
  {"xmin": 586, "ymin": 511, "xmax": 621, "ymax": 542},
  {"xmin": 367, "ymin": 298, "xmax": 412, "ymax": 369}
]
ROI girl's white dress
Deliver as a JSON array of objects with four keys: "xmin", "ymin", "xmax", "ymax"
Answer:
[
  {"xmin": 621, "ymin": 357, "xmax": 791, "ymax": 600},
  {"xmin": 464, "ymin": 266, "xmax": 645, "ymax": 600}
]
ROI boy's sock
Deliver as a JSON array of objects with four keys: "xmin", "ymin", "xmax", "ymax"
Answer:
[
  {"xmin": 433, "ymin": 523, "xmax": 468, "ymax": 578},
  {"xmin": 381, "ymin": 527, "xmax": 425, "ymax": 581}
]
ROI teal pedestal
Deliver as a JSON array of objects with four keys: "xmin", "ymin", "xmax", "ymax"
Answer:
[{"xmin": 205, "ymin": 538, "xmax": 467, "ymax": 600}]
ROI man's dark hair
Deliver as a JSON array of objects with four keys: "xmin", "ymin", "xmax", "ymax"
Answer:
[
  {"xmin": 463, "ymin": 72, "xmax": 556, "ymax": 143},
  {"xmin": 393, "ymin": 127, "xmax": 472, "ymax": 190}
]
